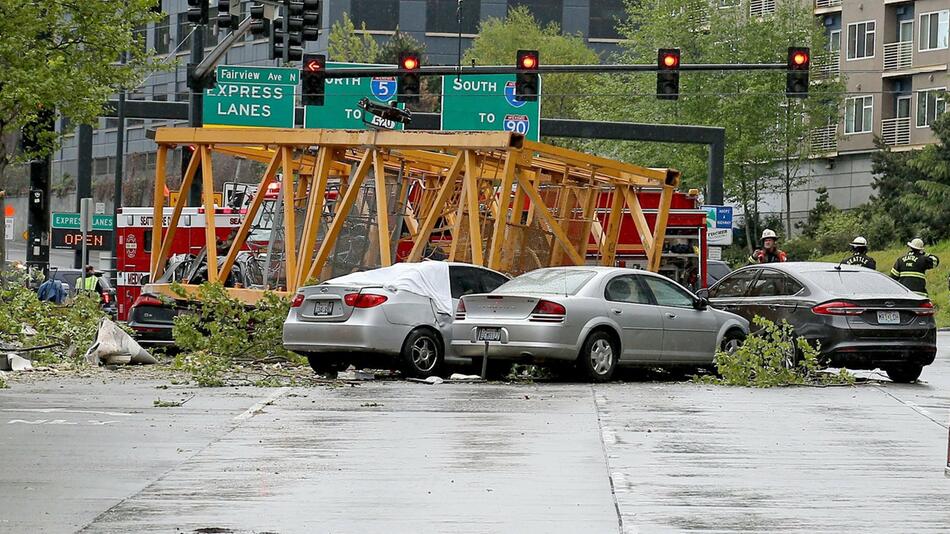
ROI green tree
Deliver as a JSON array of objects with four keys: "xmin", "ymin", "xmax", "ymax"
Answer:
[
  {"xmin": 872, "ymin": 110, "xmax": 950, "ymax": 243},
  {"xmin": 464, "ymin": 6, "xmax": 599, "ymax": 119},
  {"xmin": 0, "ymin": 0, "xmax": 164, "ymax": 264},
  {"xmin": 578, "ymin": 0, "xmax": 844, "ymax": 251},
  {"xmin": 327, "ymin": 12, "xmax": 380, "ymax": 63}
]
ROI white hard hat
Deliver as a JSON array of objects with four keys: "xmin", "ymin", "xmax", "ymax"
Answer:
[
  {"xmin": 761, "ymin": 229, "xmax": 778, "ymax": 241},
  {"xmin": 908, "ymin": 238, "xmax": 925, "ymax": 250},
  {"xmin": 850, "ymin": 236, "xmax": 868, "ymax": 247}
]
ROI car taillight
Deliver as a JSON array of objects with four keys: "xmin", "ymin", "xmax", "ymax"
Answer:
[
  {"xmin": 530, "ymin": 299, "xmax": 566, "ymax": 322},
  {"xmin": 131, "ymin": 295, "xmax": 163, "ymax": 308},
  {"xmin": 291, "ymin": 293, "xmax": 305, "ymax": 308},
  {"xmin": 916, "ymin": 301, "xmax": 936, "ymax": 316},
  {"xmin": 455, "ymin": 299, "xmax": 466, "ymax": 320},
  {"xmin": 344, "ymin": 293, "xmax": 388, "ymax": 308},
  {"xmin": 101, "ymin": 293, "xmax": 111, "ymax": 304},
  {"xmin": 812, "ymin": 301, "xmax": 865, "ymax": 316}
]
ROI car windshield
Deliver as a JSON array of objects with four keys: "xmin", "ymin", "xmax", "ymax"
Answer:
[
  {"xmin": 807, "ymin": 270, "xmax": 909, "ymax": 296},
  {"xmin": 495, "ymin": 269, "xmax": 597, "ymax": 295}
]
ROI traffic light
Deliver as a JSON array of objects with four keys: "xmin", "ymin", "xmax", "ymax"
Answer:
[
  {"xmin": 398, "ymin": 51, "xmax": 421, "ymax": 104},
  {"xmin": 186, "ymin": 0, "xmax": 209, "ymax": 25},
  {"xmin": 656, "ymin": 48, "xmax": 680, "ymax": 100},
  {"xmin": 216, "ymin": 0, "xmax": 239, "ymax": 29},
  {"xmin": 301, "ymin": 54, "xmax": 326, "ymax": 106},
  {"xmin": 270, "ymin": 18, "xmax": 303, "ymax": 61},
  {"xmin": 786, "ymin": 47, "xmax": 810, "ymax": 99},
  {"xmin": 302, "ymin": 0, "xmax": 321, "ymax": 42},
  {"xmin": 515, "ymin": 49, "xmax": 539, "ymax": 102},
  {"xmin": 249, "ymin": 3, "xmax": 271, "ymax": 37}
]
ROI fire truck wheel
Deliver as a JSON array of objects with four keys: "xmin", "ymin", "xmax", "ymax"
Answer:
[{"xmin": 304, "ymin": 353, "xmax": 350, "ymax": 377}]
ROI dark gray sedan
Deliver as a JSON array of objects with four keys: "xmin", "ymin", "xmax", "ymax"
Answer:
[{"xmin": 699, "ymin": 262, "xmax": 937, "ymax": 382}]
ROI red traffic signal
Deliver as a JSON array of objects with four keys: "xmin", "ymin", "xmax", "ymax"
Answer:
[
  {"xmin": 401, "ymin": 54, "xmax": 420, "ymax": 71},
  {"xmin": 515, "ymin": 49, "xmax": 540, "ymax": 102},
  {"xmin": 519, "ymin": 52, "xmax": 538, "ymax": 70},
  {"xmin": 656, "ymin": 48, "xmax": 680, "ymax": 100},
  {"xmin": 304, "ymin": 55, "xmax": 324, "ymax": 73},
  {"xmin": 302, "ymin": 53, "xmax": 326, "ymax": 106},
  {"xmin": 786, "ymin": 47, "xmax": 810, "ymax": 98}
]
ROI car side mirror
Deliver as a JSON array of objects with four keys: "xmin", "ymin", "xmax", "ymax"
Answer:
[
  {"xmin": 693, "ymin": 297, "xmax": 709, "ymax": 310},
  {"xmin": 696, "ymin": 288, "xmax": 709, "ymax": 299}
]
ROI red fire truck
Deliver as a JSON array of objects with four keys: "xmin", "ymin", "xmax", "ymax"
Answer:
[{"xmin": 115, "ymin": 207, "xmax": 248, "ymax": 321}]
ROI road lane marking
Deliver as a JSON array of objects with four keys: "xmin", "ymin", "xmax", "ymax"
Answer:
[
  {"xmin": 1, "ymin": 408, "xmax": 132, "ymax": 417},
  {"xmin": 234, "ymin": 387, "xmax": 290, "ymax": 422}
]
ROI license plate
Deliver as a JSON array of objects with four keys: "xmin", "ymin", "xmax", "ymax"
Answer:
[
  {"xmin": 877, "ymin": 311, "xmax": 900, "ymax": 324},
  {"xmin": 314, "ymin": 301, "xmax": 334, "ymax": 316},
  {"xmin": 476, "ymin": 327, "xmax": 501, "ymax": 342}
]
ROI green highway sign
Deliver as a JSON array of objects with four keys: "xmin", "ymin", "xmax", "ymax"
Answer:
[
  {"xmin": 304, "ymin": 62, "xmax": 405, "ymax": 131},
  {"xmin": 204, "ymin": 65, "xmax": 298, "ymax": 128},
  {"xmin": 52, "ymin": 213, "xmax": 113, "ymax": 231},
  {"xmin": 441, "ymin": 74, "xmax": 541, "ymax": 141}
]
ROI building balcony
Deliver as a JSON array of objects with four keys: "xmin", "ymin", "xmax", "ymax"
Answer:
[
  {"xmin": 883, "ymin": 41, "xmax": 913, "ymax": 71},
  {"xmin": 881, "ymin": 117, "xmax": 911, "ymax": 146},
  {"xmin": 750, "ymin": 0, "xmax": 776, "ymax": 17},
  {"xmin": 815, "ymin": 50, "xmax": 840, "ymax": 78},
  {"xmin": 815, "ymin": 0, "xmax": 841, "ymax": 8},
  {"xmin": 810, "ymin": 124, "xmax": 838, "ymax": 154}
]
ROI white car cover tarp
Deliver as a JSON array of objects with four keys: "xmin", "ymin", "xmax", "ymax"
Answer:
[
  {"xmin": 84, "ymin": 318, "xmax": 158, "ymax": 366},
  {"xmin": 326, "ymin": 261, "xmax": 453, "ymax": 316}
]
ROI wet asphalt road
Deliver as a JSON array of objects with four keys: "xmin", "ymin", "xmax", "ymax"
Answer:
[{"xmin": 2, "ymin": 339, "xmax": 950, "ymax": 533}]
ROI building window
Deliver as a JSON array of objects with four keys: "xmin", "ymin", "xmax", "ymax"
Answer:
[
  {"xmin": 589, "ymin": 0, "xmax": 626, "ymax": 40},
  {"xmin": 177, "ymin": 13, "xmax": 192, "ymax": 52},
  {"xmin": 718, "ymin": 0, "xmax": 738, "ymax": 7},
  {"xmin": 844, "ymin": 95, "xmax": 873, "ymax": 134},
  {"xmin": 917, "ymin": 88, "xmax": 947, "ymax": 128},
  {"xmin": 350, "ymin": 0, "xmax": 399, "ymax": 31},
  {"xmin": 176, "ymin": 80, "xmax": 189, "ymax": 102},
  {"xmin": 508, "ymin": 0, "xmax": 563, "ymax": 28},
  {"xmin": 920, "ymin": 11, "xmax": 949, "ymax": 52},
  {"xmin": 829, "ymin": 29, "xmax": 840, "ymax": 53},
  {"xmin": 155, "ymin": 15, "xmax": 171, "ymax": 54},
  {"xmin": 846, "ymin": 21, "xmax": 875, "ymax": 60},
  {"xmin": 427, "ymin": 0, "xmax": 479, "ymax": 34},
  {"xmin": 133, "ymin": 24, "xmax": 148, "ymax": 57}
]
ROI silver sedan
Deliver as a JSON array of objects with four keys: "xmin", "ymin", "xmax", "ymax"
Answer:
[
  {"xmin": 283, "ymin": 262, "xmax": 508, "ymax": 378},
  {"xmin": 452, "ymin": 267, "xmax": 749, "ymax": 381}
]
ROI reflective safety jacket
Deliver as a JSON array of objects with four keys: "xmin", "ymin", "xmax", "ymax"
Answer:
[
  {"xmin": 890, "ymin": 251, "xmax": 939, "ymax": 296},
  {"xmin": 842, "ymin": 253, "xmax": 877, "ymax": 270}
]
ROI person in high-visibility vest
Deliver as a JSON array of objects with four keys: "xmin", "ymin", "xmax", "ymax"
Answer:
[
  {"xmin": 76, "ymin": 265, "xmax": 104, "ymax": 294},
  {"xmin": 891, "ymin": 239, "xmax": 939, "ymax": 296}
]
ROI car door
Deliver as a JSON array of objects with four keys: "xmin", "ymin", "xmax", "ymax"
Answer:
[
  {"xmin": 745, "ymin": 269, "xmax": 804, "ymax": 326},
  {"xmin": 640, "ymin": 275, "xmax": 720, "ymax": 362},
  {"xmin": 603, "ymin": 274, "xmax": 664, "ymax": 362},
  {"xmin": 707, "ymin": 268, "xmax": 760, "ymax": 322}
]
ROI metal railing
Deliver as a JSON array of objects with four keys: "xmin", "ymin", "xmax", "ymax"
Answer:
[
  {"xmin": 815, "ymin": 0, "xmax": 841, "ymax": 8},
  {"xmin": 882, "ymin": 117, "xmax": 911, "ymax": 146},
  {"xmin": 883, "ymin": 41, "xmax": 913, "ymax": 71},
  {"xmin": 810, "ymin": 124, "xmax": 838, "ymax": 154},
  {"xmin": 815, "ymin": 50, "xmax": 840, "ymax": 78},
  {"xmin": 750, "ymin": 0, "xmax": 776, "ymax": 17}
]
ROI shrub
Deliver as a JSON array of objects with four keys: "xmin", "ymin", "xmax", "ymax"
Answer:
[
  {"xmin": 698, "ymin": 317, "xmax": 855, "ymax": 387},
  {"xmin": 171, "ymin": 282, "xmax": 303, "ymax": 386}
]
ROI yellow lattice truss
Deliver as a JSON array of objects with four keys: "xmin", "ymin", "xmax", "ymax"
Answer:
[{"xmin": 148, "ymin": 128, "xmax": 680, "ymax": 302}]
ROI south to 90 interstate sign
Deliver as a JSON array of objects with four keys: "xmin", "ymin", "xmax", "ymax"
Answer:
[
  {"xmin": 203, "ymin": 65, "xmax": 298, "ymax": 128},
  {"xmin": 304, "ymin": 62, "xmax": 405, "ymax": 131},
  {"xmin": 441, "ymin": 74, "xmax": 541, "ymax": 141}
]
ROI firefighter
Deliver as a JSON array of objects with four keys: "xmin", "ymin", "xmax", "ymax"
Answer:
[
  {"xmin": 75, "ymin": 265, "xmax": 104, "ymax": 294},
  {"xmin": 891, "ymin": 238, "xmax": 939, "ymax": 296},
  {"xmin": 841, "ymin": 236, "xmax": 876, "ymax": 269},
  {"xmin": 748, "ymin": 229, "xmax": 787, "ymax": 264}
]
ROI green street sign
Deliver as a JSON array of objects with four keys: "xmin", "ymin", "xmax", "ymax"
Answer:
[
  {"xmin": 52, "ymin": 213, "xmax": 113, "ymax": 231},
  {"xmin": 203, "ymin": 65, "xmax": 298, "ymax": 128},
  {"xmin": 441, "ymin": 74, "xmax": 541, "ymax": 141},
  {"xmin": 304, "ymin": 62, "xmax": 404, "ymax": 131}
]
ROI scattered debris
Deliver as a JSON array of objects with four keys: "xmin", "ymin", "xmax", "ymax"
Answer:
[
  {"xmin": 153, "ymin": 398, "xmax": 184, "ymax": 408},
  {"xmin": 360, "ymin": 402, "xmax": 383, "ymax": 407},
  {"xmin": 407, "ymin": 376, "xmax": 444, "ymax": 385},
  {"xmin": 337, "ymin": 369, "xmax": 375, "ymax": 381},
  {"xmin": 449, "ymin": 373, "xmax": 483, "ymax": 381},
  {"xmin": 7, "ymin": 354, "xmax": 33, "ymax": 372},
  {"xmin": 84, "ymin": 318, "xmax": 157, "ymax": 366}
]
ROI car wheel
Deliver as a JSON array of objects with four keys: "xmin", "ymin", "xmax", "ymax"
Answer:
[
  {"xmin": 719, "ymin": 330, "xmax": 746, "ymax": 355},
  {"xmin": 577, "ymin": 331, "xmax": 618, "ymax": 382},
  {"xmin": 885, "ymin": 363, "xmax": 923, "ymax": 383},
  {"xmin": 304, "ymin": 353, "xmax": 349, "ymax": 376},
  {"xmin": 401, "ymin": 329, "xmax": 444, "ymax": 378}
]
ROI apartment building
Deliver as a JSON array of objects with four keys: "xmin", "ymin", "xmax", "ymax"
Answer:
[{"xmin": 764, "ymin": 0, "xmax": 949, "ymax": 229}]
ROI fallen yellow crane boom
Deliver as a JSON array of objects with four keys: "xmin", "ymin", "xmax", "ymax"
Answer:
[{"xmin": 149, "ymin": 128, "xmax": 680, "ymax": 302}]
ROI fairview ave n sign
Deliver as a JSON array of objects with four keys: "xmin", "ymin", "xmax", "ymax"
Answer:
[{"xmin": 203, "ymin": 66, "xmax": 298, "ymax": 128}]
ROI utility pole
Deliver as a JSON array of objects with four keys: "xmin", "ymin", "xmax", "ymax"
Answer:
[
  {"xmin": 113, "ymin": 51, "xmax": 127, "ymax": 278},
  {"xmin": 187, "ymin": 16, "xmax": 206, "ymax": 206},
  {"xmin": 75, "ymin": 124, "xmax": 93, "ymax": 269}
]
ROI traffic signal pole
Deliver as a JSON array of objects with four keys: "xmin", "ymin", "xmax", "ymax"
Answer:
[{"xmin": 187, "ymin": 24, "xmax": 205, "ymax": 206}]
